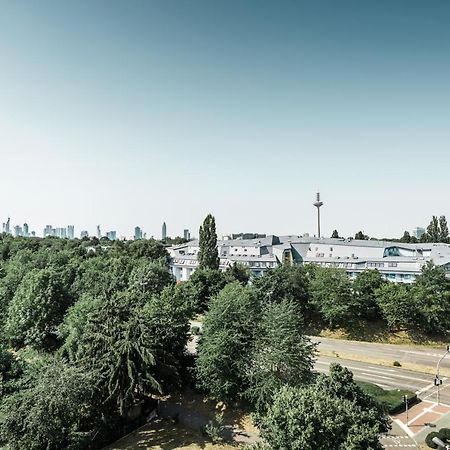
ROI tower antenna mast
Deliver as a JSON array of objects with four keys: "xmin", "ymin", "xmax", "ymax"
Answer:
[{"xmin": 313, "ymin": 191, "xmax": 324, "ymax": 238}]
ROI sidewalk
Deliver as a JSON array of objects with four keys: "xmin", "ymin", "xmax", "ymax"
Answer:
[{"xmin": 384, "ymin": 400, "xmax": 450, "ymax": 449}]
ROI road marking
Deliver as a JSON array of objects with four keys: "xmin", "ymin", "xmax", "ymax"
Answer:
[
  {"xmin": 394, "ymin": 419, "xmax": 414, "ymax": 438},
  {"xmin": 318, "ymin": 360, "xmax": 431, "ymax": 384}
]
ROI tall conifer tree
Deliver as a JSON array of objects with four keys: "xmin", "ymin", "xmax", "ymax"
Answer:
[{"xmin": 198, "ymin": 214, "xmax": 219, "ymax": 270}]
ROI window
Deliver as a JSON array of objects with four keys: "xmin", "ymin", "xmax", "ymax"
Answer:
[
  {"xmin": 388, "ymin": 262, "xmax": 398, "ymax": 267},
  {"xmin": 330, "ymin": 247, "xmax": 333, "ymax": 251}
]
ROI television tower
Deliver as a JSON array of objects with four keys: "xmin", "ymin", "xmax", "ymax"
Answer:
[{"xmin": 313, "ymin": 191, "xmax": 324, "ymax": 238}]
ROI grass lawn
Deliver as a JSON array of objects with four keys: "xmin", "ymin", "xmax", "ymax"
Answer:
[
  {"xmin": 357, "ymin": 381, "xmax": 417, "ymax": 414},
  {"xmin": 103, "ymin": 419, "xmax": 239, "ymax": 450}
]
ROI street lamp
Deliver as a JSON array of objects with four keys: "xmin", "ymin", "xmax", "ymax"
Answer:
[
  {"xmin": 432, "ymin": 436, "xmax": 450, "ymax": 450},
  {"xmin": 435, "ymin": 345, "xmax": 450, "ymax": 405},
  {"xmin": 403, "ymin": 395, "xmax": 409, "ymax": 426}
]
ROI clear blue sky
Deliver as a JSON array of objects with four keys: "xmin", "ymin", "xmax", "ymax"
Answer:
[{"xmin": 1, "ymin": 0, "xmax": 449, "ymax": 239}]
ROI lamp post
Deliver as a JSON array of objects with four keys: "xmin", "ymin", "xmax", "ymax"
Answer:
[
  {"xmin": 403, "ymin": 395, "xmax": 409, "ymax": 426},
  {"xmin": 435, "ymin": 345, "xmax": 450, "ymax": 405}
]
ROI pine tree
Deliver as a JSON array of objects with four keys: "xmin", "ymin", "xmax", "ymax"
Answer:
[
  {"xmin": 198, "ymin": 214, "xmax": 220, "ymax": 270},
  {"xmin": 439, "ymin": 216, "xmax": 449, "ymax": 243},
  {"xmin": 400, "ymin": 231, "xmax": 411, "ymax": 243},
  {"xmin": 331, "ymin": 230, "xmax": 340, "ymax": 238},
  {"xmin": 426, "ymin": 216, "xmax": 440, "ymax": 242}
]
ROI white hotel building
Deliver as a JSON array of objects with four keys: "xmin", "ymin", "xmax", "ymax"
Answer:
[{"xmin": 168, "ymin": 236, "xmax": 450, "ymax": 283}]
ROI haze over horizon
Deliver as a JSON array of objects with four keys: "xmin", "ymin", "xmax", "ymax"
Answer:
[{"xmin": 1, "ymin": 1, "xmax": 449, "ymax": 239}]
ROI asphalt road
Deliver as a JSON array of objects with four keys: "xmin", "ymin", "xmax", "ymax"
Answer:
[
  {"xmin": 312, "ymin": 336, "xmax": 450, "ymax": 370},
  {"xmin": 315, "ymin": 355, "xmax": 450, "ymax": 405}
]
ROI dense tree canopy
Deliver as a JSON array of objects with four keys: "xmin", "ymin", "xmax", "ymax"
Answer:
[
  {"xmin": 196, "ymin": 282, "xmax": 260, "ymax": 401},
  {"xmin": 260, "ymin": 364, "xmax": 388, "ymax": 450},
  {"xmin": 1, "ymin": 230, "xmax": 449, "ymax": 449},
  {"xmin": 245, "ymin": 300, "xmax": 315, "ymax": 414},
  {"xmin": 5, "ymin": 268, "xmax": 69, "ymax": 350}
]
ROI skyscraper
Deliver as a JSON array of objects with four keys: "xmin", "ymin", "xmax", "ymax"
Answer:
[
  {"xmin": 44, "ymin": 225, "xmax": 53, "ymax": 237},
  {"xmin": 162, "ymin": 222, "xmax": 167, "ymax": 240},
  {"xmin": 80, "ymin": 230, "xmax": 89, "ymax": 239},
  {"xmin": 5, "ymin": 217, "xmax": 10, "ymax": 234},
  {"xmin": 134, "ymin": 226, "xmax": 143, "ymax": 240},
  {"xmin": 96, "ymin": 225, "xmax": 101, "ymax": 239},
  {"xmin": 106, "ymin": 230, "xmax": 117, "ymax": 240},
  {"xmin": 14, "ymin": 225, "xmax": 23, "ymax": 237},
  {"xmin": 67, "ymin": 225, "xmax": 75, "ymax": 239},
  {"xmin": 183, "ymin": 229, "xmax": 190, "ymax": 241},
  {"xmin": 23, "ymin": 223, "xmax": 29, "ymax": 237}
]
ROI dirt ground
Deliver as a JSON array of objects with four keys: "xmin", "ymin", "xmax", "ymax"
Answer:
[{"xmin": 104, "ymin": 419, "xmax": 240, "ymax": 450}]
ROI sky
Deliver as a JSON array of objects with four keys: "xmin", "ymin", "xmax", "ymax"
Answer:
[{"xmin": 0, "ymin": 0, "xmax": 449, "ymax": 239}]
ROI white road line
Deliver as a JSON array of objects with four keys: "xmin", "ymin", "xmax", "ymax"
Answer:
[
  {"xmin": 317, "ymin": 359, "xmax": 432, "ymax": 383},
  {"xmin": 361, "ymin": 372, "xmax": 394, "ymax": 381},
  {"xmin": 393, "ymin": 419, "xmax": 414, "ymax": 438}
]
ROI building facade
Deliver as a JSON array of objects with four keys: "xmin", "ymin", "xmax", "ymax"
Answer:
[{"xmin": 168, "ymin": 235, "xmax": 450, "ymax": 283}]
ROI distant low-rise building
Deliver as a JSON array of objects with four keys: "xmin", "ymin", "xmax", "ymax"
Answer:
[{"xmin": 169, "ymin": 235, "xmax": 450, "ymax": 283}]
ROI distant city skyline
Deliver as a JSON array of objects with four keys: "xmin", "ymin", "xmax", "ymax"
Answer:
[
  {"xmin": 0, "ymin": 212, "xmax": 437, "ymax": 241},
  {"xmin": 1, "ymin": 1, "xmax": 449, "ymax": 236}
]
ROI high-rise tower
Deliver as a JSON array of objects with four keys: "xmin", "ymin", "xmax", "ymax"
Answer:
[
  {"xmin": 313, "ymin": 191, "xmax": 324, "ymax": 238},
  {"xmin": 162, "ymin": 222, "xmax": 167, "ymax": 240}
]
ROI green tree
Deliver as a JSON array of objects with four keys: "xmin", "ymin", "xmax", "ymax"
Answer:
[
  {"xmin": 196, "ymin": 282, "xmax": 260, "ymax": 401},
  {"xmin": 412, "ymin": 262, "xmax": 450, "ymax": 334},
  {"xmin": 355, "ymin": 231, "xmax": 369, "ymax": 240},
  {"xmin": 198, "ymin": 214, "xmax": 219, "ymax": 270},
  {"xmin": 375, "ymin": 283, "xmax": 415, "ymax": 330},
  {"xmin": 245, "ymin": 300, "xmax": 315, "ymax": 414},
  {"xmin": 261, "ymin": 366, "xmax": 387, "ymax": 450},
  {"xmin": 0, "ymin": 345, "xmax": 23, "ymax": 397},
  {"xmin": 353, "ymin": 270, "xmax": 385, "ymax": 319},
  {"xmin": 331, "ymin": 229, "xmax": 340, "ymax": 238},
  {"xmin": 310, "ymin": 267, "xmax": 355, "ymax": 328},
  {"xmin": 140, "ymin": 285, "xmax": 192, "ymax": 387},
  {"xmin": 0, "ymin": 359, "xmax": 96, "ymax": 450},
  {"xmin": 187, "ymin": 268, "xmax": 227, "ymax": 311},
  {"xmin": 79, "ymin": 293, "xmax": 161, "ymax": 414},
  {"xmin": 128, "ymin": 258, "xmax": 175, "ymax": 297},
  {"xmin": 400, "ymin": 231, "xmax": 411, "ymax": 243},
  {"xmin": 252, "ymin": 265, "xmax": 311, "ymax": 317},
  {"xmin": 5, "ymin": 268, "xmax": 69, "ymax": 350},
  {"xmin": 439, "ymin": 216, "xmax": 449, "ymax": 243},
  {"xmin": 224, "ymin": 262, "xmax": 250, "ymax": 285},
  {"xmin": 426, "ymin": 216, "xmax": 440, "ymax": 242},
  {"xmin": 58, "ymin": 294, "xmax": 104, "ymax": 361}
]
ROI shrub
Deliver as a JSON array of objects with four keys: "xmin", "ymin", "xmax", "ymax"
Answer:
[
  {"xmin": 203, "ymin": 412, "xmax": 224, "ymax": 443},
  {"xmin": 393, "ymin": 361, "xmax": 402, "ymax": 367},
  {"xmin": 356, "ymin": 381, "xmax": 417, "ymax": 414},
  {"xmin": 425, "ymin": 431, "xmax": 441, "ymax": 448},
  {"xmin": 440, "ymin": 428, "xmax": 450, "ymax": 440}
]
